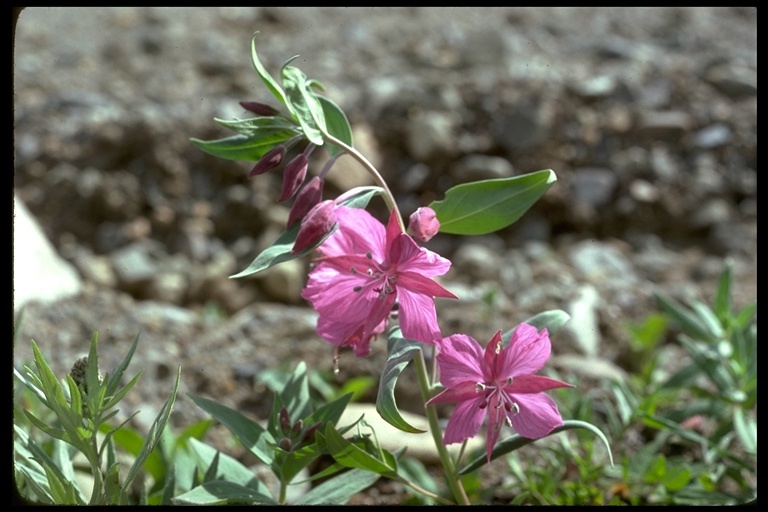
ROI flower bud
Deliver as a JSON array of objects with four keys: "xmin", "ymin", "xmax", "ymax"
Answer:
[
  {"xmin": 291, "ymin": 419, "xmax": 304, "ymax": 436},
  {"xmin": 279, "ymin": 437, "xmax": 293, "ymax": 452},
  {"xmin": 300, "ymin": 421, "xmax": 323, "ymax": 445},
  {"xmin": 408, "ymin": 207, "xmax": 440, "ymax": 242},
  {"xmin": 287, "ymin": 176, "xmax": 324, "ymax": 229},
  {"xmin": 248, "ymin": 145, "xmax": 286, "ymax": 177},
  {"xmin": 239, "ymin": 101, "xmax": 280, "ymax": 117},
  {"xmin": 279, "ymin": 406, "xmax": 291, "ymax": 435},
  {"xmin": 292, "ymin": 200, "xmax": 337, "ymax": 254},
  {"xmin": 278, "ymin": 154, "xmax": 309, "ymax": 202}
]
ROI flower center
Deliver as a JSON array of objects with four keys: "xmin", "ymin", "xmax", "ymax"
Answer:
[
  {"xmin": 476, "ymin": 380, "xmax": 519, "ymax": 418},
  {"xmin": 349, "ymin": 259, "xmax": 397, "ymax": 300}
]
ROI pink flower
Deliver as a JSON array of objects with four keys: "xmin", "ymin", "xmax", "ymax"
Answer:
[
  {"xmin": 427, "ymin": 323, "xmax": 573, "ymax": 462},
  {"xmin": 301, "ymin": 205, "xmax": 457, "ymax": 357},
  {"xmin": 408, "ymin": 207, "xmax": 440, "ymax": 242}
]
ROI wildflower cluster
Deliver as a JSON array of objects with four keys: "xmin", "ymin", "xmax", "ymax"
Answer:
[{"xmin": 188, "ymin": 33, "xmax": 611, "ymax": 504}]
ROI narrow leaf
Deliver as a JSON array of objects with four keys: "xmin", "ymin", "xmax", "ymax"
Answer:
[
  {"xmin": 250, "ymin": 32, "xmax": 289, "ymax": 107},
  {"xmin": 295, "ymin": 468, "xmax": 380, "ymax": 505},
  {"xmin": 377, "ymin": 330, "xmax": 427, "ymax": 433},
  {"xmin": 122, "ymin": 366, "xmax": 180, "ymax": 494},
  {"xmin": 105, "ymin": 332, "xmax": 140, "ymax": 399},
  {"xmin": 317, "ymin": 95, "xmax": 353, "ymax": 157},
  {"xmin": 173, "ymin": 480, "xmax": 276, "ymax": 505},
  {"xmin": 191, "ymin": 133, "xmax": 294, "ymax": 162},
  {"xmin": 713, "ymin": 259, "xmax": 733, "ymax": 320},
  {"xmin": 655, "ymin": 293, "xmax": 718, "ymax": 344},
  {"xmin": 500, "ymin": 310, "xmax": 570, "ymax": 347},
  {"xmin": 281, "ymin": 64, "xmax": 326, "ymax": 145},
  {"xmin": 188, "ymin": 393, "xmax": 275, "ymax": 465},
  {"xmin": 460, "ymin": 419, "xmax": 614, "ymax": 474},
  {"xmin": 230, "ymin": 187, "xmax": 382, "ymax": 278},
  {"xmin": 323, "ymin": 423, "xmax": 396, "ymax": 476},
  {"xmin": 429, "ymin": 169, "xmax": 556, "ymax": 235}
]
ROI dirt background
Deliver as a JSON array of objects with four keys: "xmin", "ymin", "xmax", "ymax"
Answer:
[{"xmin": 13, "ymin": 7, "xmax": 756, "ymax": 504}]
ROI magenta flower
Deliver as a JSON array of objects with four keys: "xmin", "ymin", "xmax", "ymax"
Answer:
[
  {"xmin": 427, "ymin": 323, "xmax": 573, "ymax": 462},
  {"xmin": 408, "ymin": 206, "xmax": 440, "ymax": 242},
  {"xmin": 301, "ymin": 205, "xmax": 457, "ymax": 357}
]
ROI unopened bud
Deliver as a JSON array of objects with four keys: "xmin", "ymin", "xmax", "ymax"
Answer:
[
  {"xmin": 239, "ymin": 101, "xmax": 280, "ymax": 117},
  {"xmin": 249, "ymin": 145, "xmax": 286, "ymax": 177},
  {"xmin": 292, "ymin": 200, "xmax": 337, "ymax": 254},
  {"xmin": 278, "ymin": 154, "xmax": 309, "ymax": 202},
  {"xmin": 408, "ymin": 207, "xmax": 440, "ymax": 242},
  {"xmin": 287, "ymin": 176, "xmax": 324, "ymax": 229},
  {"xmin": 279, "ymin": 437, "xmax": 293, "ymax": 452},
  {"xmin": 300, "ymin": 422, "xmax": 323, "ymax": 444},
  {"xmin": 291, "ymin": 419, "xmax": 304, "ymax": 436},
  {"xmin": 279, "ymin": 406, "xmax": 291, "ymax": 435}
]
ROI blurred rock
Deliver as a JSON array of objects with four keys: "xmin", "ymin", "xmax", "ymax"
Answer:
[{"xmin": 13, "ymin": 193, "xmax": 83, "ymax": 312}]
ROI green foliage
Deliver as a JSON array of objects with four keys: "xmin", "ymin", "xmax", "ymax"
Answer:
[
  {"xmin": 14, "ymin": 332, "xmax": 180, "ymax": 505},
  {"xmin": 230, "ymin": 185, "xmax": 382, "ymax": 278},
  {"xmin": 429, "ymin": 169, "xmax": 556, "ymax": 235}
]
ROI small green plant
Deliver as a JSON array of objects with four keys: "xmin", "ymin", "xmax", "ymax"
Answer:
[{"xmin": 14, "ymin": 332, "xmax": 180, "ymax": 505}]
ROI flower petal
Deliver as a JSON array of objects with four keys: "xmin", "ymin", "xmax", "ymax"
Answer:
[
  {"xmin": 506, "ymin": 374, "xmax": 574, "ymax": 394},
  {"xmin": 397, "ymin": 288, "xmax": 442, "ymax": 344},
  {"xmin": 434, "ymin": 334, "xmax": 485, "ymax": 388},
  {"xmin": 397, "ymin": 271, "xmax": 457, "ymax": 299},
  {"xmin": 318, "ymin": 206, "xmax": 386, "ymax": 260},
  {"xmin": 425, "ymin": 382, "xmax": 479, "ymax": 406},
  {"xmin": 390, "ymin": 233, "xmax": 452, "ymax": 278},
  {"xmin": 500, "ymin": 323, "xmax": 552, "ymax": 378},
  {"xmin": 442, "ymin": 395, "xmax": 487, "ymax": 445},
  {"xmin": 509, "ymin": 392, "xmax": 564, "ymax": 439}
]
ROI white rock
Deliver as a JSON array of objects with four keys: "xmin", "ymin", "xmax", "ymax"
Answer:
[{"xmin": 13, "ymin": 193, "xmax": 82, "ymax": 313}]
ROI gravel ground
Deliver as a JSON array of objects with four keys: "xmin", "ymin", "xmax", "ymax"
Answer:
[{"xmin": 13, "ymin": 7, "xmax": 756, "ymax": 505}]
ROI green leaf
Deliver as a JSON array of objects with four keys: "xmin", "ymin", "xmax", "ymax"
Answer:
[
  {"xmin": 104, "ymin": 332, "xmax": 140, "ymax": 400},
  {"xmin": 188, "ymin": 438, "xmax": 273, "ymax": 498},
  {"xmin": 460, "ymin": 419, "xmax": 613, "ymax": 475},
  {"xmin": 230, "ymin": 187, "xmax": 382, "ymax": 278},
  {"xmin": 281, "ymin": 64, "xmax": 326, "ymax": 145},
  {"xmin": 188, "ymin": 393, "xmax": 275, "ymax": 465},
  {"xmin": 122, "ymin": 366, "xmax": 180, "ymax": 494},
  {"xmin": 376, "ymin": 329, "xmax": 427, "ymax": 433},
  {"xmin": 230, "ymin": 222, "xmax": 336, "ymax": 278},
  {"xmin": 106, "ymin": 424, "xmax": 165, "ymax": 484},
  {"xmin": 173, "ymin": 480, "xmax": 277, "ymax": 505},
  {"xmin": 104, "ymin": 462, "xmax": 123, "ymax": 505},
  {"xmin": 280, "ymin": 361, "xmax": 312, "ymax": 424},
  {"xmin": 655, "ymin": 293, "xmax": 718, "ymax": 344},
  {"xmin": 21, "ymin": 431, "xmax": 84, "ymax": 505},
  {"xmin": 294, "ymin": 468, "xmax": 380, "ymax": 505},
  {"xmin": 304, "ymin": 392, "xmax": 353, "ymax": 430},
  {"xmin": 250, "ymin": 32, "xmax": 289, "ymax": 108},
  {"xmin": 662, "ymin": 464, "xmax": 692, "ymax": 492},
  {"xmin": 732, "ymin": 407, "xmax": 757, "ymax": 455},
  {"xmin": 323, "ymin": 423, "xmax": 397, "ymax": 476},
  {"xmin": 524, "ymin": 309, "xmax": 571, "ymax": 335},
  {"xmin": 190, "ymin": 133, "xmax": 293, "ymax": 162},
  {"xmin": 429, "ymin": 169, "xmax": 556, "ymax": 235},
  {"xmin": 214, "ymin": 115, "xmax": 298, "ymax": 135},
  {"xmin": 713, "ymin": 259, "xmax": 733, "ymax": 320},
  {"xmin": 317, "ymin": 95, "xmax": 353, "ymax": 157}
]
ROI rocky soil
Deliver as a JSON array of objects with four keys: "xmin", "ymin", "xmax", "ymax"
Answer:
[{"xmin": 13, "ymin": 7, "xmax": 756, "ymax": 504}]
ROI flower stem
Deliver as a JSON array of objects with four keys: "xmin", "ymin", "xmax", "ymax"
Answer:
[
  {"xmin": 324, "ymin": 133, "xmax": 405, "ymax": 232},
  {"xmin": 413, "ymin": 348, "xmax": 471, "ymax": 505}
]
